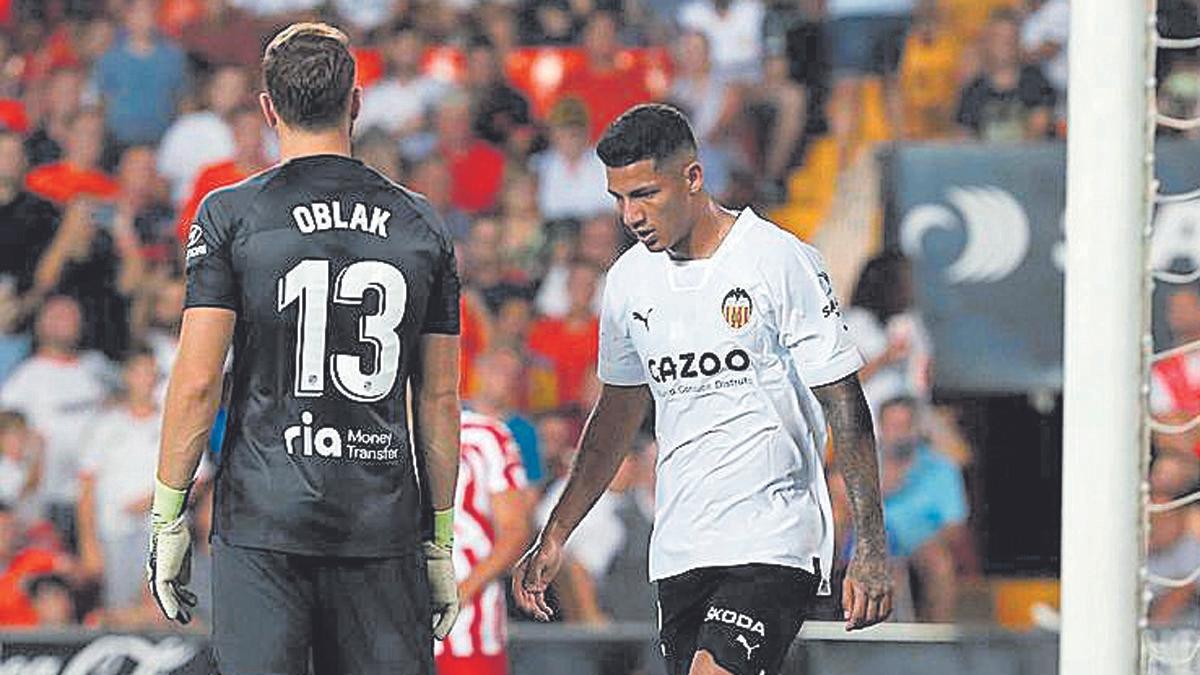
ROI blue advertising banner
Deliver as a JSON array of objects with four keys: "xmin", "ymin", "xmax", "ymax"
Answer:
[{"xmin": 883, "ymin": 139, "xmax": 1200, "ymax": 394}]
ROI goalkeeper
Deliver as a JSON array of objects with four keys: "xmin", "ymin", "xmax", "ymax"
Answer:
[{"xmin": 147, "ymin": 22, "xmax": 462, "ymax": 675}]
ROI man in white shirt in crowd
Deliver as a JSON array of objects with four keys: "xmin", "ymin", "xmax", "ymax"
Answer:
[
  {"xmin": 355, "ymin": 21, "xmax": 449, "ymax": 140},
  {"xmin": 1021, "ymin": 0, "xmax": 1069, "ymax": 99},
  {"xmin": 77, "ymin": 346, "xmax": 162, "ymax": 610},
  {"xmin": 0, "ymin": 296, "xmax": 106, "ymax": 549},
  {"xmin": 534, "ymin": 97, "xmax": 612, "ymax": 223},
  {"xmin": 677, "ymin": 0, "xmax": 766, "ymax": 83},
  {"xmin": 514, "ymin": 104, "xmax": 891, "ymax": 675},
  {"xmin": 156, "ymin": 65, "xmax": 248, "ymax": 205}
]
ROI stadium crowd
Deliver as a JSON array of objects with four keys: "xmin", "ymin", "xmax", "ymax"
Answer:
[{"xmin": 0, "ymin": 0, "xmax": 1197, "ymax": 644}]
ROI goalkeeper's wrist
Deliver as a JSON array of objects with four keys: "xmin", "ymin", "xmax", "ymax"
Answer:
[
  {"xmin": 432, "ymin": 508, "xmax": 454, "ymax": 551},
  {"xmin": 151, "ymin": 478, "xmax": 189, "ymax": 529}
]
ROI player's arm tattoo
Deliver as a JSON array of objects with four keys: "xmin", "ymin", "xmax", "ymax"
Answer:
[
  {"xmin": 542, "ymin": 384, "xmax": 650, "ymax": 546},
  {"xmin": 812, "ymin": 373, "xmax": 886, "ymax": 557}
]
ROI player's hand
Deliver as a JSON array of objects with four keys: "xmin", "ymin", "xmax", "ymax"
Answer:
[
  {"xmin": 512, "ymin": 536, "xmax": 563, "ymax": 622},
  {"xmin": 843, "ymin": 548, "xmax": 893, "ymax": 631},
  {"xmin": 146, "ymin": 513, "xmax": 196, "ymax": 625},
  {"xmin": 424, "ymin": 541, "xmax": 459, "ymax": 640}
]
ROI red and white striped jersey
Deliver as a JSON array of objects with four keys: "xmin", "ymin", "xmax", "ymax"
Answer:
[{"xmin": 436, "ymin": 411, "xmax": 528, "ymax": 659}]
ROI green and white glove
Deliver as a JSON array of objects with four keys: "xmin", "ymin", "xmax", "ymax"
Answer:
[
  {"xmin": 426, "ymin": 508, "xmax": 459, "ymax": 640},
  {"xmin": 147, "ymin": 479, "xmax": 196, "ymax": 624}
]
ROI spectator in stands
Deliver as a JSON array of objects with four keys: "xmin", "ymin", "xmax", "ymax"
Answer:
[
  {"xmin": 178, "ymin": 0, "xmax": 269, "ymax": 69},
  {"xmin": 92, "ymin": 0, "xmax": 187, "ymax": 146},
  {"xmin": 463, "ymin": 217, "xmax": 530, "ymax": 313},
  {"xmin": 534, "ymin": 97, "xmax": 610, "ymax": 223},
  {"xmin": 436, "ymin": 411, "xmax": 532, "ymax": 674},
  {"xmin": 409, "ymin": 154, "xmax": 472, "ymax": 242},
  {"xmin": 877, "ymin": 397, "xmax": 969, "ymax": 622},
  {"xmin": 76, "ymin": 347, "xmax": 161, "ymax": 610},
  {"xmin": 28, "ymin": 573, "xmax": 75, "ymax": 627},
  {"xmin": 174, "ymin": 105, "xmax": 269, "ymax": 243},
  {"xmin": 898, "ymin": 0, "xmax": 963, "ymax": 139},
  {"xmin": 596, "ymin": 437, "xmax": 658, "ymax": 672},
  {"xmin": 354, "ymin": 129, "xmax": 402, "ymax": 182},
  {"xmin": 578, "ymin": 213, "xmax": 621, "ymax": 273},
  {"xmin": 558, "ymin": 11, "xmax": 653, "ymax": 142},
  {"xmin": 536, "ymin": 217, "xmax": 613, "ymax": 319},
  {"xmin": 142, "ymin": 278, "xmax": 185, "ymax": 390},
  {"xmin": 105, "ymin": 146, "xmax": 174, "ymax": 256},
  {"xmin": 535, "ymin": 450, "xmax": 624, "ymax": 625},
  {"xmin": 331, "ymin": 0, "xmax": 399, "ymax": 33},
  {"xmin": 470, "ymin": 348, "xmax": 546, "ymax": 483},
  {"xmin": 0, "ymin": 412, "xmax": 42, "ymax": 519},
  {"xmin": 746, "ymin": 48, "xmax": 808, "ymax": 198},
  {"xmin": 437, "ymin": 92, "xmax": 507, "ymax": 215},
  {"xmin": 826, "ymin": 0, "xmax": 914, "ymax": 158},
  {"xmin": 1149, "ymin": 452, "xmax": 1200, "ymax": 626},
  {"xmin": 528, "ymin": 261, "xmax": 601, "ymax": 411},
  {"xmin": 519, "ymin": 0, "xmax": 580, "ymax": 45},
  {"xmin": 1152, "ymin": 284, "xmax": 1200, "ymax": 457},
  {"xmin": 0, "ymin": 501, "xmax": 60, "ymax": 627},
  {"xmin": 498, "ymin": 170, "xmax": 546, "ymax": 273},
  {"xmin": 844, "ymin": 251, "xmax": 930, "ymax": 413},
  {"xmin": 670, "ymin": 30, "xmax": 739, "ymax": 151},
  {"xmin": 0, "ymin": 298, "xmax": 107, "ymax": 547},
  {"xmin": 157, "ymin": 64, "xmax": 247, "ymax": 205},
  {"xmin": 536, "ymin": 409, "xmax": 579, "ymax": 484},
  {"xmin": 356, "ymin": 21, "xmax": 448, "ymax": 140},
  {"xmin": 1158, "ymin": 54, "xmax": 1200, "ymax": 139},
  {"xmin": 31, "ymin": 198, "xmax": 146, "ymax": 358},
  {"xmin": 25, "ymin": 108, "xmax": 119, "ymax": 204},
  {"xmin": 956, "ymin": 10, "xmax": 1057, "ymax": 142},
  {"xmin": 1020, "ymin": 0, "xmax": 1069, "ymax": 101},
  {"xmin": 467, "ymin": 36, "xmax": 535, "ymax": 158},
  {"xmin": 0, "ymin": 130, "xmax": 59, "ymax": 305},
  {"xmin": 677, "ymin": 0, "xmax": 766, "ymax": 83},
  {"xmin": 599, "ymin": 436, "xmax": 656, "ymax": 623},
  {"xmin": 24, "ymin": 67, "xmax": 84, "ymax": 167}
]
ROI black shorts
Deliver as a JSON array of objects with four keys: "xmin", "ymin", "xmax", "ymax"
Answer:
[
  {"xmin": 211, "ymin": 535, "xmax": 433, "ymax": 675},
  {"xmin": 656, "ymin": 564, "xmax": 819, "ymax": 675}
]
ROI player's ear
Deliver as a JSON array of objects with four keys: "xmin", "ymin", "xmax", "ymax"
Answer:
[
  {"xmin": 685, "ymin": 159, "xmax": 703, "ymax": 195},
  {"xmin": 349, "ymin": 86, "xmax": 363, "ymax": 122},
  {"xmin": 259, "ymin": 92, "xmax": 279, "ymax": 129}
]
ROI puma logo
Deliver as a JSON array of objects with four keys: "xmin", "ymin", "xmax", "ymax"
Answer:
[
  {"xmin": 633, "ymin": 308, "xmax": 653, "ymax": 331},
  {"xmin": 735, "ymin": 634, "xmax": 760, "ymax": 660}
]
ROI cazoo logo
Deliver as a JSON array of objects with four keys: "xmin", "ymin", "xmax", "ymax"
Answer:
[{"xmin": 900, "ymin": 186, "xmax": 1032, "ymax": 284}]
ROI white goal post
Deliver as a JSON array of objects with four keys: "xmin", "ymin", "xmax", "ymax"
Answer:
[{"xmin": 1060, "ymin": 0, "xmax": 1154, "ymax": 673}]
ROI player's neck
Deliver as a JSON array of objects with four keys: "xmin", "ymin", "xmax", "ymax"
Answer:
[
  {"xmin": 277, "ymin": 128, "xmax": 353, "ymax": 164},
  {"xmin": 671, "ymin": 199, "xmax": 737, "ymax": 260}
]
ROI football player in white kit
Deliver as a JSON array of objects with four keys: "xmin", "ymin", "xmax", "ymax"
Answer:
[{"xmin": 513, "ymin": 104, "xmax": 892, "ymax": 675}]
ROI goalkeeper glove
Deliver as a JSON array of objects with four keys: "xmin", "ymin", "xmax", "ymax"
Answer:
[
  {"xmin": 426, "ymin": 507, "xmax": 459, "ymax": 640},
  {"xmin": 147, "ymin": 479, "xmax": 196, "ymax": 624}
]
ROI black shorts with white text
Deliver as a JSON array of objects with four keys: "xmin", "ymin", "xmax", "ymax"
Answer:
[{"xmin": 656, "ymin": 563, "xmax": 819, "ymax": 675}]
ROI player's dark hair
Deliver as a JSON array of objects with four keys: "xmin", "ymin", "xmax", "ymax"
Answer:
[
  {"xmin": 262, "ymin": 22, "xmax": 356, "ymax": 131},
  {"xmin": 596, "ymin": 103, "xmax": 697, "ymax": 169}
]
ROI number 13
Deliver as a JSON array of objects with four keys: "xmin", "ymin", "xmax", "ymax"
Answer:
[{"xmin": 277, "ymin": 259, "xmax": 407, "ymax": 402}]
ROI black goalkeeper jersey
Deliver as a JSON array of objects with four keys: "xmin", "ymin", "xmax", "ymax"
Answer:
[{"xmin": 184, "ymin": 154, "xmax": 460, "ymax": 557}]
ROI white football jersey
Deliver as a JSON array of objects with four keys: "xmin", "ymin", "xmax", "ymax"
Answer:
[{"xmin": 598, "ymin": 208, "xmax": 863, "ymax": 586}]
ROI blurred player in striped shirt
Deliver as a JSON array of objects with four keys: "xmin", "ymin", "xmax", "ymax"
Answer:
[{"xmin": 436, "ymin": 411, "xmax": 533, "ymax": 675}]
